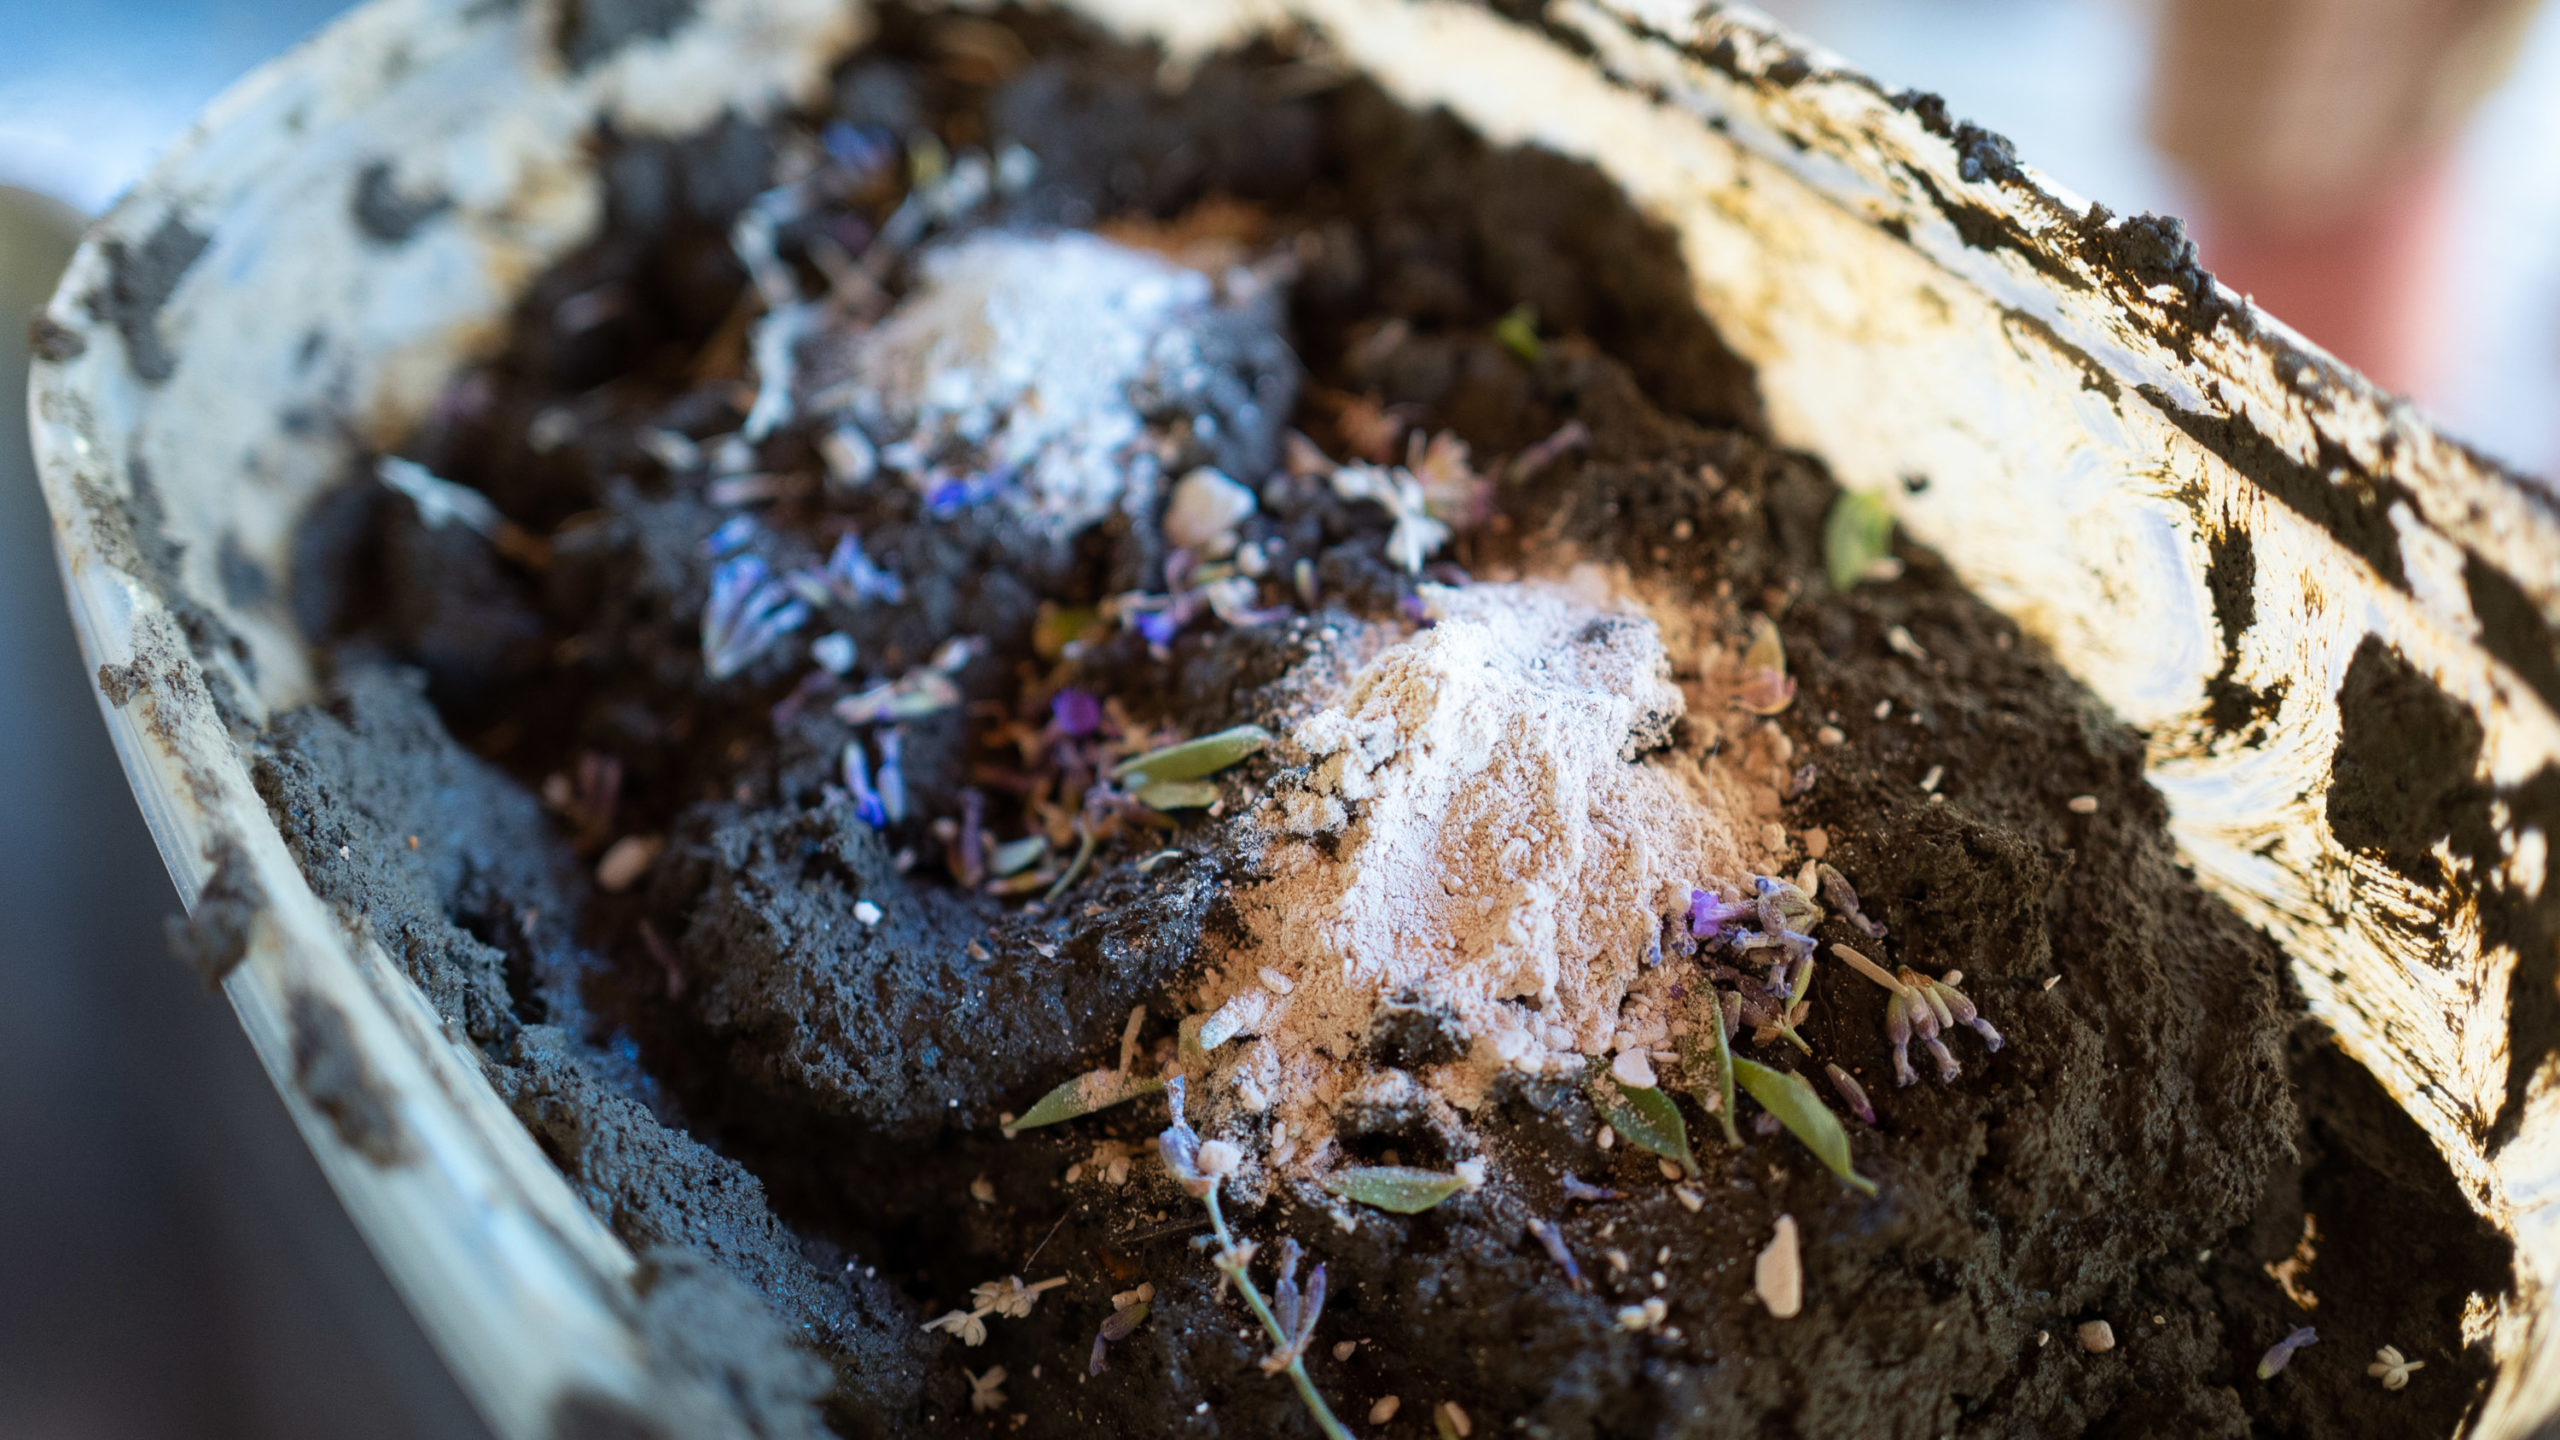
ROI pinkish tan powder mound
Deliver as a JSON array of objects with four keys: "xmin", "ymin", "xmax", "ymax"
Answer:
[{"xmin": 1184, "ymin": 575, "xmax": 1793, "ymax": 1183}]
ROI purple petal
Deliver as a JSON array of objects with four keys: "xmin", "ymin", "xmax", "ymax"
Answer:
[{"xmin": 1052, "ymin": 687, "xmax": 1104, "ymax": 737}]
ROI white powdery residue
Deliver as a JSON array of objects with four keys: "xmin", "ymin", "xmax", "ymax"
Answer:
[
  {"xmin": 828, "ymin": 231, "xmax": 1253, "ymax": 534},
  {"xmin": 1204, "ymin": 580, "xmax": 1776, "ymax": 1169}
]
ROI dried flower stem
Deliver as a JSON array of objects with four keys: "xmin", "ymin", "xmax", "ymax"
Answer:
[
  {"xmin": 1199, "ymin": 1187, "xmax": 1355, "ymax": 1439},
  {"xmin": 1043, "ymin": 822, "xmax": 1097, "ymax": 904},
  {"xmin": 1159, "ymin": 1079, "xmax": 1353, "ymax": 1440}
]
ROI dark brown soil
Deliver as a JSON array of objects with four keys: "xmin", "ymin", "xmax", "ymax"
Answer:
[{"xmin": 259, "ymin": 7, "xmax": 2509, "ymax": 1438}]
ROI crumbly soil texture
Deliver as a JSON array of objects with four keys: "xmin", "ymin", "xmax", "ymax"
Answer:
[{"xmin": 268, "ymin": 7, "xmax": 2509, "ymax": 1438}]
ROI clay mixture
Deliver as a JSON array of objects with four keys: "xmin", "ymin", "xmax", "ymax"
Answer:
[{"xmin": 258, "ymin": 8, "xmax": 2512, "ymax": 1438}]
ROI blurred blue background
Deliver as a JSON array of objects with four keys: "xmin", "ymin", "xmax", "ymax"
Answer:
[{"xmin": 0, "ymin": 3, "xmax": 2554, "ymax": 1437}]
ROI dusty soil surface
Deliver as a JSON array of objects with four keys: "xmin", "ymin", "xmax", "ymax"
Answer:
[{"xmin": 263, "ymin": 7, "xmax": 2509, "ymax": 1438}]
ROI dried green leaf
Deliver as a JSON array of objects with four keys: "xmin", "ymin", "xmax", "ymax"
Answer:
[
  {"xmin": 1322, "ymin": 1166, "xmax": 1468, "ymax": 1214},
  {"xmin": 989, "ymin": 835, "xmax": 1048, "ymax": 877},
  {"xmin": 1009, "ymin": 1068, "xmax": 1164, "ymax": 1133},
  {"xmin": 1112, "ymin": 725, "xmax": 1272, "ymax": 786},
  {"xmin": 1493, "ymin": 302, "xmax": 1543, "ymax": 364},
  {"xmin": 1682, "ymin": 996, "xmax": 1743, "ymax": 1148},
  {"xmin": 1134, "ymin": 779, "xmax": 1223, "ymax": 811},
  {"xmin": 1731, "ymin": 1057, "xmax": 1878, "ymax": 1196},
  {"xmin": 1823, "ymin": 489, "xmax": 1896, "ymax": 592},
  {"xmin": 1586, "ymin": 1061, "xmax": 1698, "ymax": 1176}
]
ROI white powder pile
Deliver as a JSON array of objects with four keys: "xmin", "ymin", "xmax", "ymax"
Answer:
[
  {"xmin": 813, "ymin": 230, "xmax": 1285, "ymax": 534},
  {"xmin": 1194, "ymin": 577, "xmax": 1790, "ymax": 1179}
]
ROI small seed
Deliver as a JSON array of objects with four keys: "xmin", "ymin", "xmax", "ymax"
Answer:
[
  {"xmin": 2079, "ymin": 1320, "xmax": 2116, "ymax": 1353},
  {"xmin": 1659, "ymin": 1159, "xmax": 1682, "ymax": 1180},
  {"xmin": 596, "ymin": 834, "xmax": 664, "ymax": 892},
  {"xmin": 1874, "ymin": 699, "xmax": 1893, "ymax": 720},
  {"xmin": 1816, "ymin": 725, "xmax": 1845, "ymax": 746},
  {"xmin": 1755, "ymin": 1215, "xmax": 1802, "ymax": 1318},
  {"xmin": 1598, "ymin": 1125, "xmax": 1616, "ymax": 1151},
  {"xmin": 1370, "ymin": 1396, "xmax": 1402, "ymax": 1424},
  {"xmin": 2067, "ymin": 794, "xmax": 2099, "ymax": 814},
  {"xmin": 854, "ymin": 900, "xmax": 883, "ymax": 926},
  {"xmin": 1617, "ymin": 1305, "xmax": 1650, "ymax": 1331},
  {"xmin": 1436, "ymin": 1400, "xmax": 1473, "ymax": 1437},
  {"xmin": 1196, "ymin": 1140, "xmax": 1242, "ymax": 1177},
  {"xmin": 1673, "ymin": 1184, "xmax": 1705, "ymax": 1212},
  {"xmin": 1918, "ymin": 764, "xmax": 1943, "ymax": 794},
  {"xmin": 1334, "ymin": 1341, "xmax": 1358, "ymax": 1362},
  {"xmin": 969, "ymin": 1175, "xmax": 995, "ymax": 1204},
  {"xmin": 1257, "ymin": 966, "xmax": 1296, "ymax": 995}
]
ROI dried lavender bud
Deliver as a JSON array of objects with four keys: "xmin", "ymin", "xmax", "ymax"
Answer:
[
  {"xmin": 702, "ymin": 514, "xmax": 757, "ymax": 556},
  {"xmin": 1528, "ymin": 1218, "xmax": 1585, "ymax": 1291},
  {"xmin": 876, "ymin": 730, "xmax": 908, "ymax": 823},
  {"xmin": 1930, "ymin": 973, "xmax": 2005, "ymax": 1051},
  {"xmin": 1885, "ymin": 991, "xmax": 1919, "ymax": 1088},
  {"xmin": 1156, "ymin": 1077, "xmax": 1212, "ymax": 1197},
  {"xmin": 1090, "ymin": 1300, "xmax": 1150, "ymax": 1375},
  {"xmin": 1297, "ymin": 1264, "xmax": 1328, "ymax": 1349},
  {"xmin": 1815, "ymin": 863, "xmax": 1887, "ymax": 939},
  {"xmin": 2258, "ymin": 1326, "xmax": 2318, "ymax": 1379},
  {"xmin": 1922, "ymin": 1035, "xmax": 1961, "ymax": 1084},
  {"xmin": 817, "ymin": 531, "xmax": 904, "ymax": 605},
  {"xmin": 842, "ymin": 738, "xmax": 887, "ymax": 829},
  {"xmin": 1825, "ymin": 1063, "xmax": 1876, "ymax": 1125},
  {"xmin": 1559, "ymin": 1175, "xmax": 1620, "ymax": 1203},
  {"xmin": 956, "ymin": 788, "xmax": 987, "ymax": 888},
  {"xmin": 1274, "ymin": 1238, "xmax": 1303, "ymax": 1339}
]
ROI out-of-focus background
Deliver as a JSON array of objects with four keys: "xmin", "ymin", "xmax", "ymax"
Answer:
[
  {"xmin": 1, "ymin": 2, "xmax": 2554, "ymax": 1436},
  {"xmin": 1, "ymin": 7, "xmax": 494, "ymax": 1439}
]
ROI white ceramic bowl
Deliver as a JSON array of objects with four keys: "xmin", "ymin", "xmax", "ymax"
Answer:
[{"xmin": 30, "ymin": 1, "xmax": 2560, "ymax": 1432}]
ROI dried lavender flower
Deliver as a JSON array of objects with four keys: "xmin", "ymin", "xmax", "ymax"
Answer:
[
  {"xmin": 1528, "ymin": 1217, "xmax": 1586, "ymax": 1292},
  {"xmin": 841, "ymin": 738, "xmax": 887, "ymax": 828},
  {"xmin": 1825, "ymin": 1063, "xmax": 1877, "ymax": 1125},
  {"xmin": 2258, "ymin": 1326, "xmax": 2318, "ymax": 1379},
  {"xmin": 1884, "ymin": 989, "xmax": 1920, "ymax": 1088},
  {"xmin": 701, "ymin": 515, "xmax": 758, "ymax": 557},
  {"xmin": 1815, "ymin": 862, "xmax": 1887, "ymax": 939},
  {"xmin": 1089, "ymin": 1300, "xmax": 1150, "ymax": 1375},
  {"xmin": 825, "ymin": 531, "xmax": 903, "ymax": 604},
  {"xmin": 702, "ymin": 555, "xmax": 811, "ymax": 680},
  {"xmin": 875, "ymin": 731, "xmax": 909, "ymax": 823},
  {"xmin": 1690, "ymin": 887, "xmax": 1748, "ymax": 939},
  {"xmin": 1052, "ymin": 687, "xmax": 1104, "ymax": 737}
]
